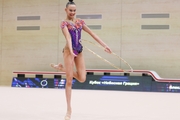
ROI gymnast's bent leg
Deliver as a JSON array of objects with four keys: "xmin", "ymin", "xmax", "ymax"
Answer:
[
  {"xmin": 74, "ymin": 52, "xmax": 86, "ymax": 83},
  {"xmin": 51, "ymin": 53, "xmax": 86, "ymax": 83}
]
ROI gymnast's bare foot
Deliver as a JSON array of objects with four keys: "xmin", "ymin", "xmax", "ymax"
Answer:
[
  {"xmin": 50, "ymin": 63, "xmax": 65, "ymax": 72},
  {"xmin": 64, "ymin": 110, "xmax": 71, "ymax": 120}
]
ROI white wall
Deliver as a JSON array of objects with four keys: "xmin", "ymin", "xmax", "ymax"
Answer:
[
  {"xmin": 0, "ymin": 0, "xmax": 180, "ymax": 86},
  {"xmin": 0, "ymin": 0, "xmax": 2, "ymax": 85}
]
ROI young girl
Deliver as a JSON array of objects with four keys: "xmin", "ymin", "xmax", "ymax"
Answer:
[{"xmin": 51, "ymin": 0, "xmax": 112, "ymax": 119}]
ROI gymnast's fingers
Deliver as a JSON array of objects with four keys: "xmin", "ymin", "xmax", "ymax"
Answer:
[{"xmin": 105, "ymin": 47, "xmax": 112, "ymax": 54}]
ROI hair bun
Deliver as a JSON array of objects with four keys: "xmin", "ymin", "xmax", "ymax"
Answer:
[{"xmin": 66, "ymin": 0, "xmax": 75, "ymax": 7}]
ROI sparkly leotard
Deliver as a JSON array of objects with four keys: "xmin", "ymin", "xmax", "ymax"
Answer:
[{"xmin": 61, "ymin": 19, "xmax": 85, "ymax": 55}]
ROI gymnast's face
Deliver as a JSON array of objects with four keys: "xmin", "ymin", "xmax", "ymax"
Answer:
[{"xmin": 65, "ymin": 4, "xmax": 76, "ymax": 20}]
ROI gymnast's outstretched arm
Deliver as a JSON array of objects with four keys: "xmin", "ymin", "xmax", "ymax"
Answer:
[{"xmin": 82, "ymin": 24, "xmax": 112, "ymax": 54}]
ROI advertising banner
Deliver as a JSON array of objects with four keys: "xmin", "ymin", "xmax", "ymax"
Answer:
[
  {"xmin": 11, "ymin": 75, "xmax": 180, "ymax": 93},
  {"xmin": 12, "ymin": 75, "xmax": 152, "ymax": 91}
]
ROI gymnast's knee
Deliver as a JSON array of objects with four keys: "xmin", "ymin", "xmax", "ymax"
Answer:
[
  {"xmin": 78, "ymin": 75, "xmax": 86, "ymax": 83},
  {"xmin": 66, "ymin": 80, "xmax": 73, "ymax": 87},
  {"xmin": 66, "ymin": 76, "xmax": 73, "ymax": 86}
]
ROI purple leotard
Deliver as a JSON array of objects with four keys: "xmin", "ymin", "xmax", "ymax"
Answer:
[{"xmin": 61, "ymin": 19, "xmax": 85, "ymax": 55}]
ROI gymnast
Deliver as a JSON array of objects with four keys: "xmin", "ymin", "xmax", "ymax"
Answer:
[{"xmin": 51, "ymin": 0, "xmax": 112, "ymax": 119}]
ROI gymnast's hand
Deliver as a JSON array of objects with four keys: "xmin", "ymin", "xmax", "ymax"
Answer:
[
  {"xmin": 104, "ymin": 46, "xmax": 112, "ymax": 54},
  {"xmin": 71, "ymin": 52, "xmax": 77, "ymax": 57}
]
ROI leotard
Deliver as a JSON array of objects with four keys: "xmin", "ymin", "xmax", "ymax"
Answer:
[{"xmin": 61, "ymin": 19, "xmax": 85, "ymax": 55}]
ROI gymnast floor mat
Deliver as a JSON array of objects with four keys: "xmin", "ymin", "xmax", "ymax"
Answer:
[{"xmin": 0, "ymin": 87, "xmax": 179, "ymax": 120}]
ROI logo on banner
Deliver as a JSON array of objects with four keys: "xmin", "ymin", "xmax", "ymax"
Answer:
[
  {"xmin": 89, "ymin": 80, "xmax": 140, "ymax": 86},
  {"xmin": 169, "ymin": 85, "xmax": 180, "ymax": 90},
  {"xmin": 40, "ymin": 80, "xmax": 48, "ymax": 87}
]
